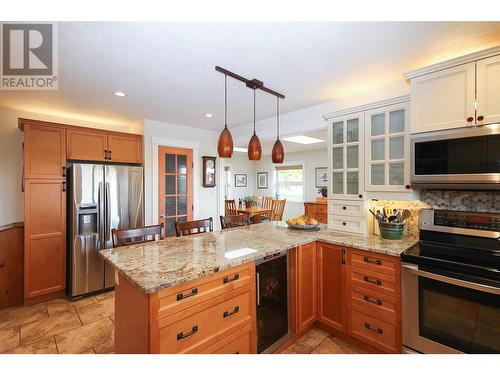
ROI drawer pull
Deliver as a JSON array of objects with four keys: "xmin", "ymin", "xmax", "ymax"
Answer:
[
  {"xmin": 177, "ymin": 325, "xmax": 198, "ymax": 340},
  {"xmin": 342, "ymin": 206, "xmax": 346, "ymax": 210},
  {"xmin": 364, "ymin": 295, "xmax": 382, "ymax": 305},
  {"xmin": 223, "ymin": 274, "xmax": 240, "ymax": 284},
  {"xmin": 223, "ymin": 306, "xmax": 240, "ymax": 318},
  {"xmin": 363, "ymin": 276, "xmax": 382, "ymax": 285},
  {"xmin": 235, "ymin": 351, "xmax": 240, "ymax": 354},
  {"xmin": 176, "ymin": 288, "xmax": 198, "ymax": 301},
  {"xmin": 363, "ymin": 256, "xmax": 382, "ymax": 265},
  {"xmin": 364, "ymin": 322, "xmax": 383, "ymax": 334}
]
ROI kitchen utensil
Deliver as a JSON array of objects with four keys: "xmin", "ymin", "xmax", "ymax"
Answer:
[
  {"xmin": 388, "ymin": 215, "xmax": 398, "ymax": 223},
  {"xmin": 400, "ymin": 209, "xmax": 411, "ymax": 222},
  {"xmin": 375, "ymin": 210, "xmax": 386, "ymax": 223}
]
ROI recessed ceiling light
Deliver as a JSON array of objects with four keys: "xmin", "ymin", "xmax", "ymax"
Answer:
[
  {"xmin": 234, "ymin": 147, "xmax": 248, "ymax": 152},
  {"xmin": 282, "ymin": 135, "xmax": 325, "ymax": 144},
  {"xmin": 205, "ymin": 113, "xmax": 213, "ymax": 118},
  {"xmin": 114, "ymin": 91, "xmax": 127, "ymax": 97}
]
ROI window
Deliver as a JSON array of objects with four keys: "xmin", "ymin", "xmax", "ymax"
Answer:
[{"xmin": 275, "ymin": 164, "xmax": 304, "ymax": 202}]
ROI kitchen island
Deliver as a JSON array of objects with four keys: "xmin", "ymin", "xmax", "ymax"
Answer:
[{"xmin": 100, "ymin": 222, "xmax": 417, "ymax": 354}]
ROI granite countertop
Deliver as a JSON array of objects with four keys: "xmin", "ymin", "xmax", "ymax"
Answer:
[{"xmin": 99, "ymin": 222, "xmax": 418, "ymax": 294}]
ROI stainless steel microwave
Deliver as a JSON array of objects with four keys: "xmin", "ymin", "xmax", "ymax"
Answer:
[{"xmin": 411, "ymin": 124, "xmax": 500, "ymax": 190}]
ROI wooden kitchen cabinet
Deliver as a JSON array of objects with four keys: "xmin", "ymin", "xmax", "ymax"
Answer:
[
  {"xmin": 107, "ymin": 133, "xmax": 143, "ymax": 163},
  {"xmin": 476, "ymin": 54, "xmax": 500, "ymax": 125},
  {"xmin": 316, "ymin": 242, "xmax": 348, "ymax": 333},
  {"xmin": 24, "ymin": 179, "xmax": 66, "ymax": 300},
  {"xmin": 304, "ymin": 201, "xmax": 327, "ymax": 224},
  {"xmin": 291, "ymin": 243, "xmax": 317, "ymax": 335},
  {"xmin": 22, "ymin": 121, "xmax": 66, "ymax": 179},
  {"xmin": 66, "ymin": 128, "xmax": 108, "ymax": 161}
]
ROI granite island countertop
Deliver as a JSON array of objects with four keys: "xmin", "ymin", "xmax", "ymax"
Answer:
[{"xmin": 99, "ymin": 222, "xmax": 418, "ymax": 294}]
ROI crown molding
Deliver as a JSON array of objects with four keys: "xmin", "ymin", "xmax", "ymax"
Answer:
[
  {"xmin": 404, "ymin": 45, "xmax": 500, "ymax": 80},
  {"xmin": 322, "ymin": 95, "xmax": 410, "ymax": 120}
]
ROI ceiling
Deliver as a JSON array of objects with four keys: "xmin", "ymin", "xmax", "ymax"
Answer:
[
  {"xmin": 242, "ymin": 129, "xmax": 327, "ymax": 155},
  {"xmin": 1, "ymin": 22, "xmax": 499, "ymax": 129}
]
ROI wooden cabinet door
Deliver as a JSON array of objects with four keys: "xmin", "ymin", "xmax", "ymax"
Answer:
[
  {"xmin": 23, "ymin": 123, "xmax": 66, "ymax": 179},
  {"xmin": 476, "ymin": 55, "xmax": 500, "ymax": 125},
  {"xmin": 24, "ymin": 179, "xmax": 66, "ymax": 299},
  {"xmin": 291, "ymin": 243, "xmax": 317, "ymax": 335},
  {"xmin": 107, "ymin": 134, "xmax": 143, "ymax": 163},
  {"xmin": 410, "ymin": 62, "xmax": 476, "ymax": 133},
  {"xmin": 67, "ymin": 129, "xmax": 107, "ymax": 161},
  {"xmin": 304, "ymin": 203, "xmax": 315, "ymax": 218},
  {"xmin": 317, "ymin": 242, "xmax": 347, "ymax": 333}
]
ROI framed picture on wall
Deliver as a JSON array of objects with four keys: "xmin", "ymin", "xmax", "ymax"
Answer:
[
  {"xmin": 257, "ymin": 172, "xmax": 268, "ymax": 189},
  {"xmin": 234, "ymin": 173, "xmax": 247, "ymax": 187},
  {"xmin": 202, "ymin": 156, "xmax": 216, "ymax": 187},
  {"xmin": 315, "ymin": 167, "xmax": 328, "ymax": 187}
]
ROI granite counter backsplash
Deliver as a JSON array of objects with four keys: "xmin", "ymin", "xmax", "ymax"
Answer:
[{"xmin": 100, "ymin": 222, "xmax": 417, "ymax": 294}]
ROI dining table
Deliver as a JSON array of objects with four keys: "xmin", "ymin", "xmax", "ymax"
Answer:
[{"xmin": 237, "ymin": 206, "xmax": 272, "ymax": 223}]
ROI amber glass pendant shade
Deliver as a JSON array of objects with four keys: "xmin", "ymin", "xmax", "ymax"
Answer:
[
  {"xmin": 248, "ymin": 132, "xmax": 262, "ymax": 161},
  {"xmin": 218, "ymin": 126, "xmax": 233, "ymax": 158},
  {"xmin": 272, "ymin": 139, "xmax": 284, "ymax": 163}
]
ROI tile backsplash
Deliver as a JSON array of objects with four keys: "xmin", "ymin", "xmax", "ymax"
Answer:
[{"xmin": 371, "ymin": 190, "xmax": 500, "ymax": 239}]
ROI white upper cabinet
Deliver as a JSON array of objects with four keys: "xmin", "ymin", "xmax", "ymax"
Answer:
[
  {"xmin": 476, "ymin": 54, "xmax": 500, "ymax": 125},
  {"xmin": 410, "ymin": 62, "xmax": 476, "ymax": 134},
  {"xmin": 328, "ymin": 112, "xmax": 365, "ymax": 200},
  {"xmin": 365, "ymin": 102, "xmax": 411, "ymax": 192}
]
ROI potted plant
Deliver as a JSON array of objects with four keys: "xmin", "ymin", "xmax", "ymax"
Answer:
[
  {"xmin": 243, "ymin": 196, "xmax": 257, "ymax": 208},
  {"xmin": 318, "ymin": 186, "xmax": 327, "ymax": 197}
]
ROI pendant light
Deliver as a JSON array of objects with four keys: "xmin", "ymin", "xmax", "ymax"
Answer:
[
  {"xmin": 217, "ymin": 74, "xmax": 233, "ymax": 158},
  {"xmin": 248, "ymin": 88, "xmax": 262, "ymax": 161},
  {"xmin": 272, "ymin": 97, "xmax": 284, "ymax": 163}
]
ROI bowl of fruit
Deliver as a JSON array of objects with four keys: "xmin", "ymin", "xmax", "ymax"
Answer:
[{"xmin": 286, "ymin": 215, "xmax": 320, "ymax": 230}]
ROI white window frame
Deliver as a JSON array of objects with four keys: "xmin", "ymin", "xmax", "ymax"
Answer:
[{"xmin": 274, "ymin": 161, "xmax": 305, "ymax": 203}]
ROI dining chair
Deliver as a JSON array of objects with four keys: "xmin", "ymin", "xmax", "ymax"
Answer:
[
  {"xmin": 260, "ymin": 196, "xmax": 273, "ymax": 221},
  {"xmin": 112, "ymin": 224, "xmax": 165, "ymax": 248},
  {"xmin": 224, "ymin": 199, "xmax": 238, "ymax": 216},
  {"xmin": 271, "ymin": 199, "xmax": 286, "ymax": 221},
  {"xmin": 220, "ymin": 214, "xmax": 249, "ymax": 229},
  {"xmin": 175, "ymin": 217, "xmax": 213, "ymax": 237},
  {"xmin": 253, "ymin": 195, "xmax": 263, "ymax": 208}
]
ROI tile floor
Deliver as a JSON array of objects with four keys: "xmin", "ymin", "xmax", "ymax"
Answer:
[
  {"xmin": 0, "ymin": 290, "xmax": 115, "ymax": 354},
  {"xmin": 1, "ymin": 291, "xmax": 365, "ymax": 355}
]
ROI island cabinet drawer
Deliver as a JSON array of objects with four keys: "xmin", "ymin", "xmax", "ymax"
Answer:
[
  {"xmin": 349, "ymin": 249, "xmax": 399, "ymax": 277},
  {"xmin": 200, "ymin": 325, "xmax": 252, "ymax": 354},
  {"xmin": 150, "ymin": 284, "xmax": 254, "ymax": 354},
  {"xmin": 350, "ymin": 286, "xmax": 397, "ymax": 321},
  {"xmin": 350, "ymin": 267, "xmax": 396, "ymax": 296},
  {"xmin": 350, "ymin": 307, "xmax": 399, "ymax": 353},
  {"xmin": 153, "ymin": 263, "xmax": 255, "ymax": 321}
]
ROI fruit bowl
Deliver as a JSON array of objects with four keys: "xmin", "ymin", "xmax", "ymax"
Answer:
[
  {"xmin": 286, "ymin": 215, "xmax": 320, "ymax": 230},
  {"xmin": 286, "ymin": 221, "xmax": 320, "ymax": 230}
]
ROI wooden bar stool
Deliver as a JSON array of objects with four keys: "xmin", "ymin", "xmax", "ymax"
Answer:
[
  {"xmin": 112, "ymin": 224, "xmax": 165, "ymax": 248},
  {"xmin": 175, "ymin": 217, "xmax": 213, "ymax": 237},
  {"xmin": 220, "ymin": 214, "xmax": 250, "ymax": 229}
]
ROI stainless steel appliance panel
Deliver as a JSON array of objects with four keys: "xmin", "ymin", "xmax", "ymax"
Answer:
[
  {"xmin": 103, "ymin": 165, "xmax": 144, "ymax": 287},
  {"xmin": 70, "ymin": 164, "xmax": 105, "ymax": 297}
]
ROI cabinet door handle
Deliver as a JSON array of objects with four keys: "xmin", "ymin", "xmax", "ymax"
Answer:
[
  {"xmin": 176, "ymin": 288, "xmax": 198, "ymax": 301},
  {"xmin": 108, "ymin": 150, "xmax": 112, "ymax": 160},
  {"xmin": 177, "ymin": 325, "xmax": 198, "ymax": 340},
  {"xmin": 466, "ymin": 116, "xmax": 474, "ymax": 123},
  {"xmin": 223, "ymin": 274, "xmax": 239, "ymax": 284},
  {"xmin": 363, "ymin": 275, "xmax": 382, "ymax": 285},
  {"xmin": 363, "ymin": 256, "xmax": 382, "ymax": 265},
  {"xmin": 62, "ymin": 181, "xmax": 66, "ymax": 192},
  {"xmin": 341, "ymin": 248, "xmax": 346, "ymax": 265},
  {"xmin": 477, "ymin": 115, "xmax": 484, "ymax": 123},
  {"xmin": 223, "ymin": 306, "xmax": 240, "ymax": 318},
  {"xmin": 364, "ymin": 295, "xmax": 382, "ymax": 305},
  {"xmin": 62, "ymin": 166, "xmax": 66, "ymax": 177},
  {"xmin": 342, "ymin": 206, "xmax": 346, "ymax": 210},
  {"xmin": 364, "ymin": 322, "xmax": 383, "ymax": 334}
]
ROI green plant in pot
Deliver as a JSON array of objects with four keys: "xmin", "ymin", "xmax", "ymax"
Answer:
[
  {"xmin": 318, "ymin": 186, "xmax": 327, "ymax": 197},
  {"xmin": 243, "ymin": 196, "xmax": 257, "ymax": 208}
]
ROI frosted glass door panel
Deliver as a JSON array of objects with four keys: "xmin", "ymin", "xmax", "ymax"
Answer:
[
  {"xmin": 371, "ymin": 164, "xmax": 385, "ymax": 185},
  {"xmin": 333, "ymin": 148, "xmax": 343, "ymax": 169},
  {"xmin": 347, "ymin": 119, "xmax": 359, "ymax": 142},
  {"xmin": 389, "ymin": 110, "xmax": 405, "ymax": 133},
  {"xmin": 371, "ymin": 139, "xmax": 385, "ymax": 161},
  {"xmin": 389, "ymin": 163, "xmax": 404, "ymax": 185},
  {"xmin": 332, "ymin": 122, "xmax": 344, "ymax": 144},
  {"xmin": 389, "ymin": 137, "xmax": 404, "ymax": 159},
  {"xmin": 371, "ymin": 114, "xmax": 385, "ymax": 136},
  {"xmin": 346, "ymin": 172, "xmax": 359, "ymax": 195},
  {"xmin": 346, "ymin": 145, "xmax": 358, "ymax": 169},
  {"xmin": 332, "ymin": 172, "xmax": 344, "ymax": 195}
]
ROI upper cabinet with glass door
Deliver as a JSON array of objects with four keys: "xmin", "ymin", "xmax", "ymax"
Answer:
[
  {"xmin": 329, "ymin": 112, "xmax": 365, "ymax": 200},
  {"xmin": 365, "ymin": 102, "xmax": 411, "ymax": 192}
]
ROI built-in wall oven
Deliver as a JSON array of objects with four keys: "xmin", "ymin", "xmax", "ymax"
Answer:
[
  {"xmin": 401, "ymin": 209, "xmax": 500, "ymax": 353},
  {"xmin": 256, "ymin": 251, "xmax": 290, "ymax": 353},
  {"xmin": 411, "ymin": 124, "xmax": 500, "ymax": 189}
]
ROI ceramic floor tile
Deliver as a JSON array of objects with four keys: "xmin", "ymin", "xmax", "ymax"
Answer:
[
  {"xmin": 297, "ymin": 327, "xmax": 329, "ymax": 349},
  {"xmin": 76, "ymin": 297, "xmax": 114, "ymax": 325},
  {"xmin": 6, "ymin": 337, "xmax": 58, "ymax": 354},
  {"xmin": 282, "ymin": 341, "xmax": 314, "ymax": 354},
  {"xmin": 0, "ymin": 303, "xmax": 48, "ymax": 330},
  {"xmin": 20, "ymin": 310, "xmax": 82, "ymax": 345},
  {"xmin": 94, "ymin": 339, "xmax": 114, "ymax": 354},
  {"xmin": 311, "ymin": 337, "xmax": 345, "ymax": 354},
  {"xmin": 55, "ymin": 317, "xmax": 114, "ymax": 354},
  {"xmin": 46, "ymin": 296, "xmax": 96, "ymax": 316},
  {"xmin": 78, "ymin": 349, "xmax": 95, "ymax": 354},
  {"xmin": 109, "ymin": 314, "xmax": 115, "ymax": 324},
  {"xmin": 0, "ymin": 327, "xmax": 20, "ymax": 353},
  {"xmin": 330, "ymin": 336, "xmax": 366, "ymax": 354},
  {"xmin": 94, "ymin": 290, "xmax": 114, "ymax": 302}
]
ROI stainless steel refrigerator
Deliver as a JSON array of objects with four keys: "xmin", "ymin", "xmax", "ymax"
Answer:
[{"xmin": 68, "ymin": 163, "xmax": 144, "ymax": 298}]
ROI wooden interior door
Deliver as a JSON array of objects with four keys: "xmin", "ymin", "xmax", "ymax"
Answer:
[{"xmin": 158, "ymin": 147, "xmax": 193, "ymax": 237}]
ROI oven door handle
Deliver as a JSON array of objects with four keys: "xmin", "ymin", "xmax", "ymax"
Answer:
[{"xmin": 402, "ymin": 263, "xmax": 500, "ymax": 295}]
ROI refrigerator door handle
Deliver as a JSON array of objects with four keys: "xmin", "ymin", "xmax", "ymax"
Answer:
[
  {"xmin": 105, "ymin": 182, "xmax": 111, "ymax": 243},
  {"xmin": 98, "ymin": 181, "xmax": 105, "ymax": 249}
]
